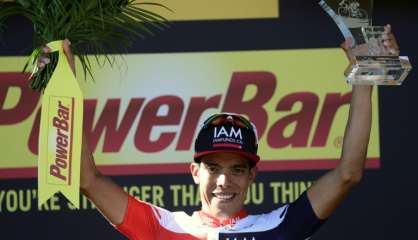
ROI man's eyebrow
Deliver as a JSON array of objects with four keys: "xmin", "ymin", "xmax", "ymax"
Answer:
[{"xmin": 232, "ymin": 164, "xmax": 249, "ymax": 168}]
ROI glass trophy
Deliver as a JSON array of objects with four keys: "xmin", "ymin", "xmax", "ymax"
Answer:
[{"xmin": 319, "ymin": 0, "xmax": 412, "ymax": 85}]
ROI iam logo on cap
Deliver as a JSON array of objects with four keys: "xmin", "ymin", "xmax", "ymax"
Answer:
[{"xmin": 212, "ymin": 125, "xmax": 244, "ymax": 149}]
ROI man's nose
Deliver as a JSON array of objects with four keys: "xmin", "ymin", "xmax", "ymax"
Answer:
[{"xmin": 216, "ymin": 173, "xmax": 231, "ymax": 187}]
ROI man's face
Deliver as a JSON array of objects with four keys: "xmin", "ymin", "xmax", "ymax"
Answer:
[{"xmin": 190, "ymin": 152, "xmax": 256, "ymax": 219}]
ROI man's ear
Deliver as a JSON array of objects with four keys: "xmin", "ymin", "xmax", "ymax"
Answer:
[{"xmin": 190, "ymin": 163, "xmax": 200, "ymax": 184}]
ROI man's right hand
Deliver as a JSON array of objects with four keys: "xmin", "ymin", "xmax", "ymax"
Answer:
[
  {"xmin": 340, "ymin": 24, "xmax": 400, "ymax": 77},
  {"xmin": 38, "ymin": 39, "xmax": 76, "ymax": 76}
]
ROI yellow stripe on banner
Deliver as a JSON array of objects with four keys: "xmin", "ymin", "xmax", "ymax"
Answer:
[{"xmin": 140, "ymin": 0, "xmax": 279, "ymax": 21}]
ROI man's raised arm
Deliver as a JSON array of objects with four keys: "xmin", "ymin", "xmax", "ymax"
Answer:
[
  {"xmin": 306, "ymin": 24, "xmax": 399, "ymax": 219},
  {"xmin": 41, "ymin": 40, "xmax": 129, "ymax": 225},
  {"xmin": 79, "ymin": 134, "xmax": 128, "ymax": 225},
  {"xmin": 307, "ymin": 85, "xmax": 372, "ymax": 219}
]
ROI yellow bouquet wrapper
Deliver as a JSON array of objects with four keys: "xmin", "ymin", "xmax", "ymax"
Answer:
[{"xmin": 38, "ymin": 40, "xmax": 83, "ymax": 209}]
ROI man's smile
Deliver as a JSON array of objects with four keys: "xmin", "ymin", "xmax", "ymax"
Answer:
[{"xmin": 212, "ymin": 192, "xmax": 237, "ymax": 202}]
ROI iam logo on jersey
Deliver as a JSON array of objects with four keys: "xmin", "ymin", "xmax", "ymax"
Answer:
[{"xmin": 212, "ymin": 125, "xmax": 244, "ymax": 149}]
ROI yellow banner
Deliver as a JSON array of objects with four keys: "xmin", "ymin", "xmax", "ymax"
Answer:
[
  {"xmin": 0, "ymin": 49, "xmax": 380, "ymax": 177},
  {"xmin": 1, "ymin": 0, "xmax": 279, "ymax": 21},
  {"xmin": 37, "ymin": 41, "xmax": 83, "ymax": 208},
  {"xmin": 142, "ymin": 0, "xmax": 279, "ymax": 21}
]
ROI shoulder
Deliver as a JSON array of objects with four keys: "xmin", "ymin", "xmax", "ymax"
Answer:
[
  {"xmin": 231, "ymin": 205, "xmax": 289, "ymax": 231},
  {"xmin": 126, "ymin": 196, "xmax": 189, "ymax": 226},
  {"xmin": 278, "ymin": 191, "xmax": 326, "ymax": 238},
  {"xmin": 232, "ymin": 192, "xmax": 324, "ymax": 236},
  {"xmin": 117, "ymin": 196, "xmax": 204, "ymax": 239}
]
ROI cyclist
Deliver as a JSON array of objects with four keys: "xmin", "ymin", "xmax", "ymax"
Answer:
[{"xmin": 37, "ymin": 24, "xmax": 399, "ymax": 240}]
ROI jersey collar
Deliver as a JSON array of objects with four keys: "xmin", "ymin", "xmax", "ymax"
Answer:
[{"xmin": 198, "ymin": 209, "xmax": 248, "ymax": 227}]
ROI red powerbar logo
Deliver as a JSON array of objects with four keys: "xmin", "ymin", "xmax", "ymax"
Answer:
[
  {"xmin": 0, "ymin": 71, "xmax": 380, "ymax": 179},
  {"xmin": 48, "ymin": 98, "xmax": 74, "ymax": 185}
]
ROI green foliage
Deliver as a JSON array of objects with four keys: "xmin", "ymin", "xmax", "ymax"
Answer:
[{"xmin": 0, "ymin": 0, "xmax": 170, "ymax": 92}]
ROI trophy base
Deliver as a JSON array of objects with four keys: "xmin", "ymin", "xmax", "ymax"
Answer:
[{"xmin": 346, "ymin": 56, "xmax": 412, "ymax": 85}]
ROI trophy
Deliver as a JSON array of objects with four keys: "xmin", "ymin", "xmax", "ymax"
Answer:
[{"xmin": 319, "ymin": 0, "xmax": 412, "ymax": 85}]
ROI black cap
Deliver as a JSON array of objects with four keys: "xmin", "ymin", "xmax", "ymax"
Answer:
[{"xmin": 194, "ymin": 113, "xmax": 260, "ymax": 165}]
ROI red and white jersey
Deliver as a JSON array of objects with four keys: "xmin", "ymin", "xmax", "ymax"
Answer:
[{"xmin": 116, "ymin": 192, "xmax": 323, "ymax": 240}]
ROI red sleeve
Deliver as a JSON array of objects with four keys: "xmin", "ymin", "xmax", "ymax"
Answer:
[{"xmin": 115, "ymin": 195, "xmax": 160, "ymax": 240}]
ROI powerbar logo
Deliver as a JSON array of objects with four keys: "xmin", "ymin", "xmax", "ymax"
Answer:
[
  {"xmin": 2, "ymin": 72, "xmax": 351, "ymax": 155},
  {"xmin": 47, "ymin": 97, "xmax": 74, "ymax": 185}
]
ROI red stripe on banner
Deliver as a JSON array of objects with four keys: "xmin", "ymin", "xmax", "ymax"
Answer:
[
  {"xmin": 0, "ymin": 158, "xmax": 380, "ymax": 179},
  {"xmin": 0, "ymin": 167, "xmax": 37, "ymax": 179}
]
